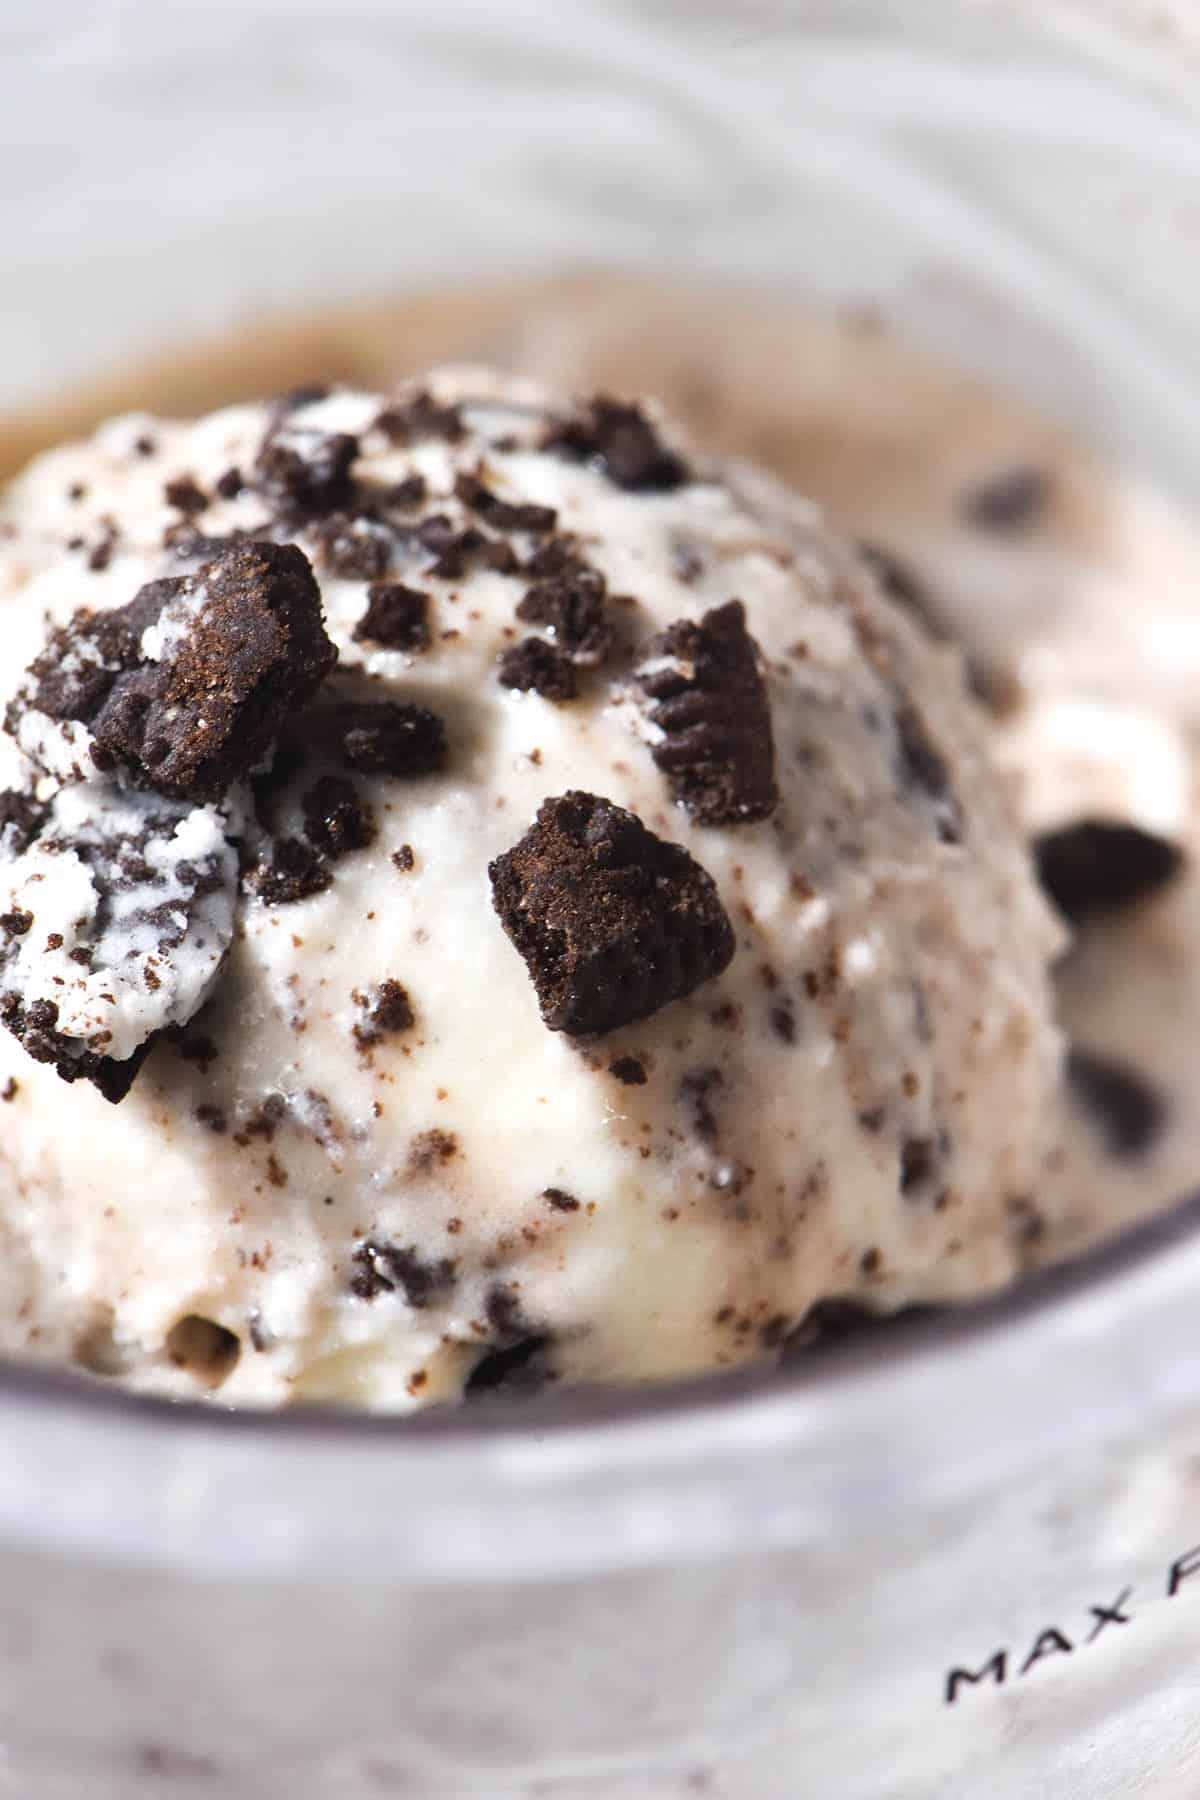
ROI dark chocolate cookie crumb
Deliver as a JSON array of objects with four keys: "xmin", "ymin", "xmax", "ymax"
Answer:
[
  {"xmin": 308, "ymin": 511, "xmax": 392, "ymax": 580},
  {"xmin": 1034, "ymin": 819, "xmax": 1184, "ymax": 922},
  {"xmin": 545, "ymin": 398, "xmax": 690, "ymax": 492},
  {"xmin": 353, "ymin": 979, "xmax": 416, "ymax": 1047},
  {"xmin": 163, "ymin": 476, "xmax": 209, "ymax": 517},
  {"xmin": 899, "ymin": 1135, "xmax": 937, "ymax": 1195},
  {"xmin": 409, "ymin": 1128, "xmax": 459, "ymax": 1173},
  {"xmin": 524, "ymin": 538, "xmax": 593, "ymax": 581},
  {"xmin": 392, "ymin": 844, "xmax": 415, "ymax": 872},
  {"xmin": 10, "ymin": 580, "xmax": 175, "ymax": 734},
  {"xmin": 769, "ymin": 1000, "xmax": 797, "ymax": 1044},
  {"xmin": 1, "ymin": 1077, "xmax": 18, "ymax": 1101},
  {"xmin": 175, "ymin": 1031, "xmax": 219, "ymax": 1069},
  {"xmin": 454, "ymin": 472, "xmax": 557, "ymax": 535},
  {"xmin": 0, "ymin": 908, "xmax": 33, "ymax": 939},
  {"xmin": 636, "ymin": 600, "xmax": 778, "ymax": 825},
  {"xmin": 382, "ymin": 473, "xmax": 428, "ymax": 510},
  {"xmin": 1067, "ymin": 1046, "xmax": 1166, "ymax": 1160},
  {"xmin": 88, "ymin": 542, "xmax": 336, "ymax": 803},
  {"xmin": 498, "ymin": 637, "xmax": 579, "ymax": 701},
  {"xmin": 485, "ymin": 1282, "xmax": 532, "ymax": 1343},
  {"xmin": 464, "ymin": 1335, "xmax": 551, "ymax": 1397},
  {"xmin": 246, "ymin": 836, "xmax": 332, "ymax": 906},
  {"xmin": 215, "ymin": 467, "xmax": 243, "ymax": 500},
  {"xmin": 0, "ymin": 992, "xmax": 154, "ymax": 1103},
  {"xmin": 961, "ymin": 466, "xmax": 1051, "ymax": 533},
  {"xmin": 893, "ymin": 701, "xmax": 963, "ymax": 845},
  {"xmin": 516, "ymin": 568, "xmax": 615, "ymax": 666},
  {"xmin": 350, "ymin": 1239, "xmax": 457, "ymax": 1306},
  {"xmin": 301, "ymin": 774, "xmax": 376, "ymax": 858},
  {"xmin": 542, "ymin": 1186, "xmax": 581, "ymax": 1212},
  {"xmin": 0, "ymin": 789, "xmax": 47, "ymax": 856},
  {"xmin": 608, "ymin": 1054, "xmax": 647, "ymax": 1085},
  {"xmin": 374, "ymin": 391, "xmax": 465, "ymax": 446},
  {"xmin": 427, "ymin": 525, "xmax": 518, "ymax": 580},
  {"xmin": 489, "ymin": 790, "xmax": 736, "ymax": 1036},
  {"xmin": 307, "ymin": 699, "xmax": 447, "ymax": 778},
  {"xmin": 86, "ymin": 522, "xmax": 119, "ymax": 572},
  {"xmin": 680, "ymin": 1066, "xmax": 723, "ymax": 1142},
  {"xmin": 354, "ymin": 582, "xmax": 431, "ymax": 652},
  {"xmin": 256, "ymin": 426, "xmax": 359, "ymax": 515}
]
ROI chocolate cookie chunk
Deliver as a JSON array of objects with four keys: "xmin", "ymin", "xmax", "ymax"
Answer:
[
  {"xmin": 9, "ymin": 579, "xmax": 180, "ymax": 735},
  {"xmin": 300, "ymin": 774, "xmax": 376, "ymax": 857},
  {"xmin": 545, "ymin": 398, "xmax": 690, "ymax": 492},
  {"xmin": 489, "ymin": 790, "xmax": 735, "ymax": 1035},
  {"xmin": 454, "ymin": 472, "xmax": 557, "ymax": 535},
  {"xmin": 90, "ymin": 543, "xmax": 336, "ymax": 803},
  {"xmin": 255, "ymin": 425, "xmax": 358, "ymax": 515},
  {"xmin": 516, "ymin": 568, "xmax": 615, "ymax": 666},
  {"xmin": 374, "ymin": 391, "xmax": 465, "ymax": 446},
  {"xmin": 1034, "ymin": 819, "xmax": 1184, "ymax": 922},
  {"xmin": 635, "ymin": 600, "xmax": 778, "ymax": 825},
  {"xmin": 245, "ymin": 837, "xmax": 332, "ymax": 906},
  {"xmin": 893, "ymin": 701, "xmax": 963, "ymax": 846},
  {"xmin": 498, "ymin": 638, "xmax": 578, "ymax": 702},
  {"xmin": 0, "ymin": 789, "xmax": 47, "ymax": 857},
  {"xmin": 308, "ymin": 511, "xmax": 392, "ymax": 580},
  {"xmin": 350, "ymin": 1239, "xmax": 457, "ymax": 1306},
  {"xmin": 0, "ymin": 990, "xmax": 156, "ymax": 1103},
  {"xmin": 354, "ymin": 583, "xmax": 431, "ymax": 652},
  {"xmin": 306, "ymin": 699, "xmax": 447, "ymax": 777},
  {"xmin": 1067, "ymin": 1045, "xmax": 1166, "ymax": 1160},
  {"xmin": 352, "ymin": 978, "xmax": 415, "ymax": 1047}
]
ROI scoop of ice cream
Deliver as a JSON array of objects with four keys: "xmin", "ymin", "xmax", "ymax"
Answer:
[{"xmin": 0, "ymin": 369, "xmax": 1064, "ymax": 1409}]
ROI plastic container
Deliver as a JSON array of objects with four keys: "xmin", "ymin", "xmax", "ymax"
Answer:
[{"xmin": 2, "ymin": 3, "xmax": 1200, "ymax": 1794}]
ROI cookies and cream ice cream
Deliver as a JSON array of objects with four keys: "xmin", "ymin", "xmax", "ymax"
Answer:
[{"xmin": 0, "ymin": 368, "xmax": 1068, "ymax": 1408}]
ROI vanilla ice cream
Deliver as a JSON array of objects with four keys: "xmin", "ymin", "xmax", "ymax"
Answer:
[{"xmin": 0, "ymin": 369, "xmax": 1066, "ymax": 1409}]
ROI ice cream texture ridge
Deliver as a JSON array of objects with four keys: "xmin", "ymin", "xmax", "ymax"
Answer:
[{"xmin": 0, "ymin": 363, "xmax": 1191, "ymax": 1410}]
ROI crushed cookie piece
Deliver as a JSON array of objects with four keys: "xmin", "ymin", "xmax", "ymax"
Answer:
[
  {"xmin": 1067, "ymin": 1046, "xmax": 1166, "ymax": 1160},
  {"xmin": 77, "ymin": 542, "xmax": 336, "ymax": 803},
  {"xmin": 489, "ymin": 790, "xmax": 735, "ymax": 1035},
  {"xmin": 608, "ymin": 1054, "xmax": 647, "ymax": 1085},
  {"xmin": 354, "ymin": 583, "xmax": 431, "ymax": 652},
  {"xmin": 308, "ymin": 699, "xmax": 447, "ymax": 778},
  {"xmin": 542, "ymin": 1186, "xmax": 581, "ymax": 1212},
  {"xmin": 308, "ymin": 511, "xmax": 392, "ymax": 580},
  {"xmin": 351, "ymin": 1239, "xmax": 457, "ymax": 1306},
  {"xmin": 163, "ymin": 476, "xmax": 208, "ymax": 517},
  {"xmin": 409, "ymin": 1127, "xmax": 458, "ymax": 1173},
  {"xmin": 893, "ymin": 701, "xmax": 963, "ymax": 846},
  {"xmin": 256, "ymin": 425, "xmax": 358, "ymax": 515},
  {"xmin": 516, "ymin": 567, "xmax": 614, "ymax": 666},
  {"xmin": 353, "ymin": 979, "xmax": 415, "ymax": 1047},
  {"xmin": 635, "ymin": 600, "xmax": 778, "ymax": 824},
  {"xmin": 374, "ymin": 391, "xmax": 464, "ymax": 445},
  {"xmin": 245, "ymin": 837, "xmax": 332, "ymax": 905},
  {"xmin": 545, "ymin": 397, "xmax": 690, "ymax": 491},
  {"xmin": 1034, "ymin": 820, "xmax": 1184, "ymax": 922},
  {"xmin": 301, "ymin": 774, "xmax": 376, "ymax": 858},
  {"xmin": 498, "ymin": 637, "xmax": 578, "ymax": 701},
  {"xmin": 454, "ymin": 472, "xmax": 557, "ymax": 534}
]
